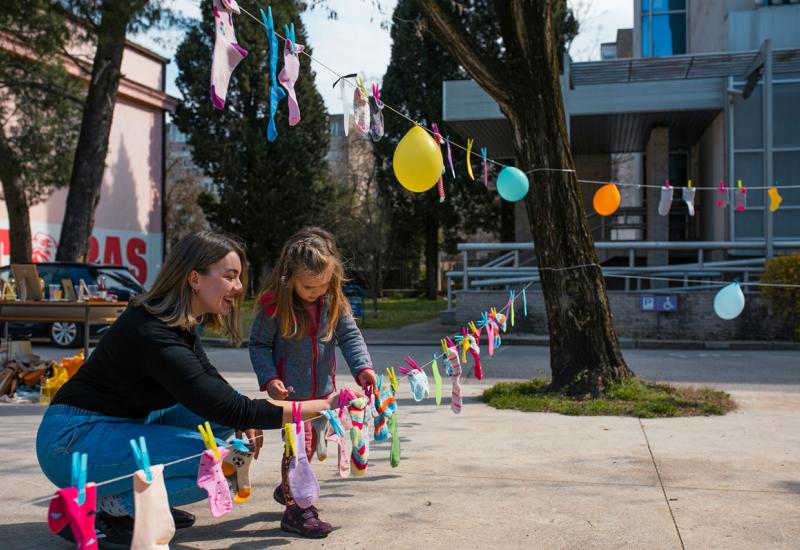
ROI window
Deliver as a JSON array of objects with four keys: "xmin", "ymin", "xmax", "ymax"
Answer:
[{"xmin": 641, "ymin": 0, "xmax": 687, "ymax": 57}]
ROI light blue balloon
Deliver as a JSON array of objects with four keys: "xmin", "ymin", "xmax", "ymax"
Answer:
[
  {"xmin": 496, "ymin": 167, "xmax": 529, "ymax": 202},
  {"xmin": 713, "ymin": 282, "xmax": 745, "ymax": 320}
]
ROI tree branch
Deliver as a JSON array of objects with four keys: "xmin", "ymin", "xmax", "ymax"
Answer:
[{"xmin": 417, "ymin": 0, "xmax": 511, "ymax": 109}]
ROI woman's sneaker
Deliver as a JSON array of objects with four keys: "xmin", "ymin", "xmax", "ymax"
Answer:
[{"xmin": 280, "ymin": 505, "xmax": 333, "ymax": 538}]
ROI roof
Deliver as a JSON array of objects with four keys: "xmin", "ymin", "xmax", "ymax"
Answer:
[{"xmin": 569, "ymin": 48, "xmax": 800, "ymax": 87}]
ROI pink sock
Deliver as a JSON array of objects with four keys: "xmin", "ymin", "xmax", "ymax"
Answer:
[
  {"xmin": 210, "ymin": 0, "xmax": 248, "ymax": 109},
  {"xmin": 48, "ymin": 484, "xmax": 98, "ymax": 549},
  {"xmin": 334, "ymin": 409, "xmax": 352, "ymax": 478},
  {"xmin": 197, "ymin": 448, "xmax": 232, "ymax": 517},
  {"xmin": 278, "ymin": 39, "xmax": 304, "ymax": 126}
]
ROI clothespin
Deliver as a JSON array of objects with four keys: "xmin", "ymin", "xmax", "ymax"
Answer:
[
  {"xmin": 372, "ymin": 83, "xmax": 381, "ymax": 103},
  {"xmin": 283, "ymin": 424, "xmax": 297, "ymax": 458},
  {"xmin": 284, "ymin": 22, "xmax": 296, "ymax": 52},
  {"xmin": 323, "ymin": 409, "xmax": 345, "ymax": 437},
  {"xmin": 445, "ymin": 135, "xmax": 456, "ymax": 178},
  {"xmin": 466, "ymin": 138, "xmax": 475, "ymax": 180},
  {"xmin": 481, "ymin": 147, "xmax": 489, "ymax": 188},
  {"xmin": 70, "ymin": 451, "xmax": 88, "ymax": 505},
  {"xmin": 197, "ymin": 421, "xmax": 221, "ymax": 461},
  {"xmin": 355, "ymin": 76, "xmax": 368, "ymax": 97},
  {"xmin": 386, "ymin": 367, "xmax": 399, "ymax": 394},
  {"xmin": 129, "ymin": 436, "xmax": 152, "ymax": 482},
  {"xmin": 665, "ymin": 179, "xmax": 670, "ymax": 189},
  {"xmin": 431, "ymin": 123, "xmax": 445, "ymax": 145},
  {"xmin": 440, "ymin": 338, "xmax": 449, "ymax": 355},
  {"xmin": 522, "ymin": 288, "xmax": 528, "ymax": 317},
  {"xmin": 737, "ymin": 179, "xmax": 743, "ymax": 190},
  {"xmin": 230, "ymin": 438, "xmax": 250, "ymax": 453},
  {"xmin": 509, "ymin": 290, "xmax": 516, "ymax": 327},
  {"xmin": 688, "ymin": 179, "xmax": 693, "ymax": 188},
  {"xmin": 460, "ymin": 327, "xmax": 470, "ymax": 363},
  {"xmin": 292, "ymin": 401, "xmax": 303, "ymax": 434}
]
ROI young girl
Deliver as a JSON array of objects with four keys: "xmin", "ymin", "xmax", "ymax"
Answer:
[{"xmin": 249, "ymin": 227, "xmax": 376, "ymax": 538}]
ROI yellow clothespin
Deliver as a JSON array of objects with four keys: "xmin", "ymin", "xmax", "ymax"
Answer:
[
  {"xmin": 738, "ymin": 179, "xmax": 743, "ymax": 190},
  {"xmin": 386, "ymin": 366, "xmax": 399, "ymax": 394},
  {"xmin": 197, "ymin": 421, "xmax": 220, "ymax": 461},
  {"xmin": 356, "ymin": 77, "xmax": 368, "ymax": 97},
  {"xmin": 491, "ymin": 307, "xmax": 498, "ymax": 320},
  {"xmin": 460, "ymin": 336, "xmax": 470, "ymax": 364},
  {"xmin": 687, "ymin": 179, "xmax": 693, "ymax": 188},
  {"xmin": 283, "ymin": 423, "xmax": 297, "ymax": 458}
]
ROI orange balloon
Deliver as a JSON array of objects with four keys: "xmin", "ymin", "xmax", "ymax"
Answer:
[{"xmin": 593, "ymin": 183, "xmax": 621, "ymax": 216}]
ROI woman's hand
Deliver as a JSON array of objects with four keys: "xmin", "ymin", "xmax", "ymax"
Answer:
[
  {"xmin": 266, "ymin": 379, "xmax": 289, "ymax": 400},
  {"xmin": 235, "ymin": 429, "xmax": 264, "ymax": 459}
]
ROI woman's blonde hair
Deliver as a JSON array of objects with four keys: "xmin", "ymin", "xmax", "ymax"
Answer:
[
  {"xmin": 132, "ymin": 231, "xmax": 248, "ymax": 344},
  {"xmin": 259, "ymin": 227, "xmax": 351, "ymax": 342}
]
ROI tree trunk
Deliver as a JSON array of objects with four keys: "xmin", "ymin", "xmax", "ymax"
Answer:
[
  {"xmin": 419, "ymin": 0, "xmax": 632, "ymax": 395},
  {"xmin": 56, "ymin": 1, "xmax": 141, "ymax": 261},
  {"xmin": 0, "ymin": 133, "xmax": 33, "ymax": 263},
  {"xmin": 424, "ymin": 203, "xmax": 439, "ymax": 300}
]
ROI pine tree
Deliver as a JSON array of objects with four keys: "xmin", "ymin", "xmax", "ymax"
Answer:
[{"xmin": 174, "ymin": 0, "xmax": 336, "ymax": 289}]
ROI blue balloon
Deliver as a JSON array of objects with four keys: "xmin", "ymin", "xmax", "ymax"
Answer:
[
  {"xmin": 496, "ymin": 167, "xmax": 529, "ymax": 202},
  {"xmin": 713, "ymin": 282, "xmax": 745, "ymax": 320}
]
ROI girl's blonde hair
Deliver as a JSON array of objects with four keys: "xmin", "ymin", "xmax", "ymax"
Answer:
[
  {"xmin": 259, "ymin": 227, "xmax": 351, "ymax": 342},
  {"xmin": 132, "ymin": 231, "xmax": 248, "ymax": 345}
]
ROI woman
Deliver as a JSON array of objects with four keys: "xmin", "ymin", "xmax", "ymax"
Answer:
[{"xmin": 37, "ymin": 231, "xmax": 344, "ymax": 546}]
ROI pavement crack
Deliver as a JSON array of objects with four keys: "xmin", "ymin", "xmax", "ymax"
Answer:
[{"xmin": 639, "ymin": 419, "xmax": 685, "ymax": 550}]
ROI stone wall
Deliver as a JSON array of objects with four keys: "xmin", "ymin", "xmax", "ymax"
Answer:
[{"xmin": 453, "ymin": 290, "xmax": 789, "ymax": 341}]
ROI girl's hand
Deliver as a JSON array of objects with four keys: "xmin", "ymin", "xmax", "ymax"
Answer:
[
  {"xmin": 356, "ymin": 369, "xmax": 377, "ymax": 391},
  {"xmin": 267, "ymin": 379, "xmax": 289, "ymax": 400}
]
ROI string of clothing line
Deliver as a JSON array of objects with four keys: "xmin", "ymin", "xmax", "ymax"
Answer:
[{"xmin": 238, "ymin": 2, "xmax": 800, "ymax": 193}]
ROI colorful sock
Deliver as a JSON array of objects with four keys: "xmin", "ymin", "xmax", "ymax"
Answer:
[
  {"xmin": 389, "ymin": 412, "xmax": 401, "ymax": 467},
  {"xmin": 716, "ymin": 181, "xmax": 728, "ymax": 209},
  {"xmin": 197, "ymin": 448, "xmax": 232, "ymax": 517},
  {"xmin": 277, "ymin": 25, "xmax": 304, "ymax": 126},
  {"xmin": 658, "ymin": 184, "xmax": 674, "ymax": 216},
  {"xmin": 353, "ymin": 81, "xmax": 370, "ymax": 135},
  {"xmin": 260, "ymin": 7, "xmax": 286, "ymax": 141},
  {"xmin": 735, "ymin": 181, "xmax": 747, "ymax": 212},
  {"xmin": 132, "ymin": 465, "xmax": 175, "ymax": 550},
  {"xmin": 287, "ymin": 420, "xmax": 320, "ymax": 509},
  {"xmin": 768, "ymin": 187, "xmax": 782, "ymax": 212},
  {"xmin": 222, "ymin": 442, "xmax": 254, "ymax": 503},
  {"xmin": 682, "ymin": 186, "xmax": 696, "ymax": 216},
  {"xmin": 373, "ymin": 376, "xmax": 397, "ymax": 442},
  {"xmin": 468, "ymin": 335, "xmax": 483, "ymax": 381},
  {"xmin": 311, "ymin": 415, "xmax": 330, "ymax": 461},
  {"xmin": 369, "ymin": 83, "xmax": 384, "ymax": 141},
  {"xmin": 348, "ymin": 397, "xmax": 368, "ymax": 476},
  {"xmin": 210, "ymin": 0, "xmax": 248, "ymax": 110},
  {"xmin": 400, "ymin": 356, "xmax": 429, "ymax": 402},
  {"xmin": 444, "ymin": 339, "xmax": 463, "ymax": 415},
  {"xmin": 48, "ymin": 484, "xmax": 98, "ymax": 549}
]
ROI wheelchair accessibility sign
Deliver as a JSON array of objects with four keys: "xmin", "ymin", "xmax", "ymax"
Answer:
[{"xmin": 640, "ymin": 294, "xmax": 678, "ymax": 312}]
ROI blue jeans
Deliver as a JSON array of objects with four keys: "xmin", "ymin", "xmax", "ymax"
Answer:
[{"xmin": 36, "ymin": 404, "xmax": 234, "ymax": 515}]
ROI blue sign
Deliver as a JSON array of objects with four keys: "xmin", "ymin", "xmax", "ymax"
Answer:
[{"xmin": 639, "ymin": 294, "xmax": 678, "ymax": 312}]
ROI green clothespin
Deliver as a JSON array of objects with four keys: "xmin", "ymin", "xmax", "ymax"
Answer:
[{"xmin": 431, "ymin": 354, "xmax": 442, "ymax": 405}]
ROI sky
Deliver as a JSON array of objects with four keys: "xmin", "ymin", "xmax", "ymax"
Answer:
[{"xmin": 134, "ymin": 0, "xmax": 633, "ymax": 114}]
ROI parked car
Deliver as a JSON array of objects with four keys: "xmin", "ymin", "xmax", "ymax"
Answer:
[{"xmin": 0, "ymin": 263, "xmax": 144, "ymax": 348}]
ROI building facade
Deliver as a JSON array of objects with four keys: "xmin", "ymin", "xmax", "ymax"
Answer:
[
  {"xmin": 443, "ymin": 1, "xmax": 800, "ymax": 262},
  {"xmin": 0, "ymin": 37, "xmax": 176, "ymax": 287}
]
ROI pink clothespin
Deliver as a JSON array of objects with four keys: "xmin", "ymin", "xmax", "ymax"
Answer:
[
  {"xmin": 735, "ymin": 179, "xmax": 747, "ymax": 212},
  {"xmin": 372, "ymin": 83, "xmax": 381, "ymax": 105},
  {"xmin": 665, "ymin": 179, "xmax": 670, "ymax": 189},
  {"xmin": 716, "ymin": 180, "xmax": 728, "ymax": 209},
  {"xmin": 431, "ymin": 123, "xmax": 445, "ymax": 145},
  {"xmin": 292, "ymin": 401, "xmax": 302, "ymax": 433}
]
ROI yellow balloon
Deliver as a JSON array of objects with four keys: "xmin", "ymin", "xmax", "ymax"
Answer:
[
  {"xmin": 593, "ymin": 183, "xmax": 621, "ymax": 216},
  {"xmin": 392, "ymin": 126, "xmax": 443, "ymax": 192}
]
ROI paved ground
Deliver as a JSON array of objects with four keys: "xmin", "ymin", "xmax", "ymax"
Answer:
[{"xmin": 1, "ymin": 343, "xmax": 799, "ymax": 549}]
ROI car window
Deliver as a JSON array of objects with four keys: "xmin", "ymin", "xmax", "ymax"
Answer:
[{"xmin": 92, "ymin": 267, "xmax": 143, "ymax": 293}]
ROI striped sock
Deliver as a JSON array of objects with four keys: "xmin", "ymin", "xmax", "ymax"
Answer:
[{"xmin": 348, "ymin": 397, "xmax": 368, "ymax": 476}]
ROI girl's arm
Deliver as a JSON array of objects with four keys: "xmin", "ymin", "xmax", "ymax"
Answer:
[
  {"xmin": 249, "ymin": 308, "xmax": 279, "ymax": 391},
  {"xmin": 335, "ymin": 312, "xmax": 375, "ymax": 384}
]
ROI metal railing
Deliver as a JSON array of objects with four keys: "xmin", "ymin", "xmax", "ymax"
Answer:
[{"xmin": 445, "ymin": 241, "xmax": 800, "ymax": 310}]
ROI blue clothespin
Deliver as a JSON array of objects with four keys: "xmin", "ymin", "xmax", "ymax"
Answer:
[
  {"xmin": 323, "ymin": 409, "xmax": 344, "ymax": 437},
  {"xmin": 522, "ymin": 288, "xmax": 528, "ymax": 317},
  {"xmin": 477, "ymin": 311, "xmax": 490, "ymax": 329},
  {"xmin": 129, "ymin": 436, "xmax": 152, "ymax": 482},
  {"xmin": 70, "ymin": 451, "xmax": 88, "ymax": 505},
  {"xmin": 284, "ymin": 22, "xmax": 296, "ymax": 53},
  {"xmin": 230, "ymin": 438, "xmax": 250, "ymax": 453}
]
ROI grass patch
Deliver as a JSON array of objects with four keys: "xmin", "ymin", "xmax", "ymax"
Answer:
[
  {"xmin": 203, "ymin": 297, "xmax": 447, "ymax": 339},
  {"xmin": 359, "ymin": 297, "xmax": 447, "ymax": 329},
  {"xmin": 481, "ymin": 377, "xmax": 736, "ymax": 418}
]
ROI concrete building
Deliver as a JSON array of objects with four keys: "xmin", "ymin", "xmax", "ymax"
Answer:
[
  {"xmin": 443, "ymin": 0, "xmax": 800, "ymax": 257},
  {"xmin": 0, "ymin": 36, "xmax": 177, "ymax": 287}
]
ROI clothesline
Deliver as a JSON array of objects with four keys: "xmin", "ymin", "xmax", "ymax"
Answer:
[{"xmin": 237, "ymin": 2, "xmax": 799, "ymax": 194}]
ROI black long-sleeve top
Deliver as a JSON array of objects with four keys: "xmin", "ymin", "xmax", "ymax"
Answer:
[{"xmin": 52, "ymin": 305, "xmax": 282, "ymax": 431}]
